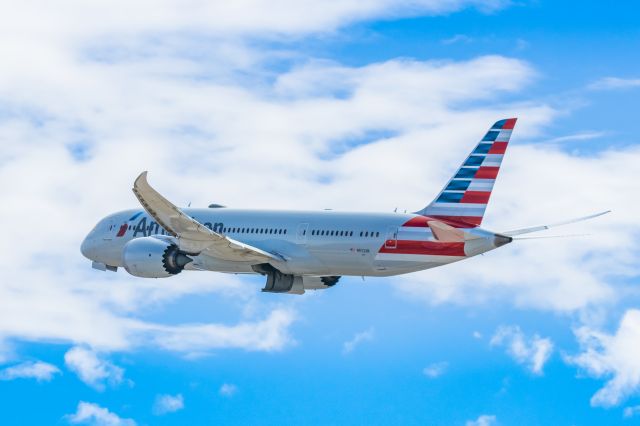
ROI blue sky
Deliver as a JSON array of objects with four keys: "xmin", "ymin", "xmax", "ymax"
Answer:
[{"xmin": 1, "ymin": 1, "xmax": 639, "ymax": 425}]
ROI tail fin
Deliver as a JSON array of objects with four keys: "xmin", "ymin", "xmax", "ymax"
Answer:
[{"xmin": 415, "ymin": 118, "xmax": 517, "ymax": 227}]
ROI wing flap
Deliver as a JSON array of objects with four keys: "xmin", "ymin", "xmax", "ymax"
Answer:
[{"xmin": 502, "ymin": 210, "xmax": 610, "ymax": 237}]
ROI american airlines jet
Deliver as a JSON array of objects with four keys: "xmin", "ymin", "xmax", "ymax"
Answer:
[{"xmin": 81, "ymin": 118, "xmax": 607, "ymax": 294}]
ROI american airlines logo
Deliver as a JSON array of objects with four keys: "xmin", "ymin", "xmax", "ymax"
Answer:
[{"xmin": 117, "ymin": 214, "xmax": 223, "ymax": 238}]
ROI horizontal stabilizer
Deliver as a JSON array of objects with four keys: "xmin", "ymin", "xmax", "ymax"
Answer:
[
  {"xmin": 428, "ymin": 220, "xmax": 480, "ymax": 242},
  {"xmin": 502, "ymin": 210, "xmax": 610, "ymax": 237}
]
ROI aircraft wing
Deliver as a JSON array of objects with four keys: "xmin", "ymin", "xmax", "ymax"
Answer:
[
  {"xmin": 132, "ymin": 171, "xmax": 282, "ymax": 262},
  {"xmin": 501, "ymin": 210, "xmax": 611, "ymax": 237}
]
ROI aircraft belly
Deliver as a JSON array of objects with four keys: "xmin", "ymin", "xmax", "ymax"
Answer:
[{"xmin": 191, "ymin": 255, "xmax": 256, "ymax": 273}]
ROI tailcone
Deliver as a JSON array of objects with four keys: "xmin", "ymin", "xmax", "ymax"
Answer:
[{"xmin": 494, "ymin": 234, "xmax": 513, "ymax": 248}]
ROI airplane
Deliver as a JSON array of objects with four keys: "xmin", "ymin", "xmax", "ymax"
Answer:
[{"xmin": 81, "ymin": 118, "xmax": 608, "ymax": 294}]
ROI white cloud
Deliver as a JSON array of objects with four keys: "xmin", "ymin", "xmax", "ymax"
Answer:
[
  {"xmin": 588, "ymin": 77, "xmax": 640, "ymax": 90},
  {"xmin": 490, "ymin": 326, "xmax": 553, "ymax": 375},
  {"xmin": 66, "ymin": 401, "xmax": 136, "ymax": 426},
  {"xmin": 0, "ymin": 1, "xmax": 510, "ymax": 45},
  {"xmin": 0, "ymin": 0, "xmax": 634, "ymax": 367},
  {"xmin": 0, "ymin": 361, "xmax": 61, "ymax": 382},
  {"xmin": 147, "ymin": 308, "xmax": 296, "ymax": 355},
  {"xmin": 466, "ymin": 414, "xmax": 497, "ymax": 426},
  {"xmin": 423, "ymin": 361, "xmax": 448, "ymax": 378},
  {"xmin": 545, "ymin": 131, "xmax": 606, "ymax": 144},
  {"xmin": 473, "ymin": 331, "xmax": 483, "ymax": 339},
  {"xmin": 343, "ymin": 328, "xmax": 375, "ymax": 354},
  {"xmin": 64, "ymin": 347, "xmax": 125, "ymax": 391},
  {"xmin": 624, "ymin": 405, "xmax": 640, "ymax": 418},
  {"xmin": 153, "ymin": 394, "xmax": 184, "ymax": 415},
  {"xmin": 567, "ymin": 309, "xmax": 640, "ymax": 407},
  {"xmin": 219, "ymin": 383, "xmax": 238, "ymax": 397}
]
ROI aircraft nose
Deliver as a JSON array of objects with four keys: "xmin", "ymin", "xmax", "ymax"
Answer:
[{"xmin": 80, "ymin": 234, "xmax": 95, "ymax": 260}]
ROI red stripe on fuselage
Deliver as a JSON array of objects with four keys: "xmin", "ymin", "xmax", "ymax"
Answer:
[{"xmin": 379, "ymin": 240, "xmax": 466, "ymax": 256}]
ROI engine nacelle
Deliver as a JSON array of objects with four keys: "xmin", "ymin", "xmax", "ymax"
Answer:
[
  {"xmin": 122, "ymin": 237, "xmax": 193, "ymax": 278},
  {"xmin": 252, "ymin": 264, "xmax": 340, "ymax": 295}
]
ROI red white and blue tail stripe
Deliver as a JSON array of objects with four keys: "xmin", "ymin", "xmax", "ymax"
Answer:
[{"xmin": 416, "ymin": 118, "xmax": 517, "ymax": 227}]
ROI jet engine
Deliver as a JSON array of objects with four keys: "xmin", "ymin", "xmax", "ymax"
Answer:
[
  {"xmin": 252, "ymin": 264, "xmax": 341, "ymax": 294},
  {"xmin": 122, "ymin": 237, "xmax": 193, "ymax": 278}
]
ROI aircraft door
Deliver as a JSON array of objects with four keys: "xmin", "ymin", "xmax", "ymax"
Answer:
[
  {"xmin": 385, "ymin": 226, "xmax": 398, "ymax": 249},
  {"xmin": 296, "ymin": 223, "xmax": 309, "ymax": 245}
]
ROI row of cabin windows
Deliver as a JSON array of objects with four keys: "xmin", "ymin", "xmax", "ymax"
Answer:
[
  {"xmin": 118, "ymin": 225, "xmax": 287, "ymax": 235},
  {"xmin": 309, "ymin": 230, "xmax": 380, "ymax": 238},
  {"xmin": 222, "ymin": 227, "xmax": 287, "ymax": 235},
  {"xmin": 116, "ymin": 223, "xmax": 382, "ymax": 238}
]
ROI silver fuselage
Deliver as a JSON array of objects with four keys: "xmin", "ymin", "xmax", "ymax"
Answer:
[{"xmin": 81, "ymin": 208, "xmax": 507, "ymax": 277}]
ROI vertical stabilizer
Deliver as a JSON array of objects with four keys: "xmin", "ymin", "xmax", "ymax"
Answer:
[{"xmin": 415, "ymin": 118, "xmax": 517, "ymax": 227}]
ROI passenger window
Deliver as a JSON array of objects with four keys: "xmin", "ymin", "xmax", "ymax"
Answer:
[
  {"xmin": 365, "ymin": 232, "xmax": 369, "ymax": 237},
  {"xmin": 376, "ymin": 232, "xmax": 380, "ymax": 237},
  {"xmin": 359, "ymin": 231, "xmax": 363, "ymax": 237}
]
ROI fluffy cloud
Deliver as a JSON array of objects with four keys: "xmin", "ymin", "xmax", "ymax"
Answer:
[
  {"xmin": 0, "ymin": 0, "xmax": 510, "ymax": 44},
  {"xmin": 0, "ymin": 361, "xmax": 61, "ymax": 382},
  {"xmin": 153, "ymin": 394, "xmax": 184, "ymax": 415},
  {"xmin": 343, "ymin": 328, "xmax": 375, "ymax": 354},
  {"xmin": 0, "ymin": 0, "xmax": 635, "ymax": 367},
  {"xmin": 66, "ymin": 402, "xmax": 136, "ymax": 426},
  {"xmin": 219, "ymin": 383, "xmax": 238, "ymax": 397},
  {"xmin": 465, "ymin": 414, "xmax": 496, "ymax": 426},
  {"xmin": 567, "ymin": 309, "xmax": 640, "ymax": 407},
  {"xmin": 146, "ymin": 308, "xmax": 296, "ymax": 354},
  {"xmin": 423, "ymin": 361, "xmax": 448, "ymax": 378},
  {"xmin": 64, "ymin": 347, "xmax": 125, "ymax": 391},
  {"xmin": 490, "ymin": 326, "xmax": 553, "ymax": 375}
]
